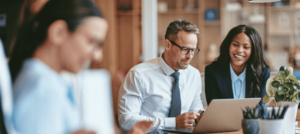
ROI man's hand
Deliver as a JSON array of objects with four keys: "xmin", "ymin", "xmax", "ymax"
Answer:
[
  {"xmin": 176, "ymin": 112, "xmax": 200, "ymax": 128},
  {"xmin": 72, "ymin": 130, "xmax": 95, "ymax": 134},
  {"xmin": 197, "ymin": 110, "xmax": 205, "ymax": 123},
  {"xmin": 128, "ymin": 120, "xmax": 153, "ymax": 134}
]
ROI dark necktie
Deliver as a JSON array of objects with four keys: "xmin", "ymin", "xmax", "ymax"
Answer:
[{"xmin": 169, "ymin": 71, "xmax": 181, "ymax": 117}]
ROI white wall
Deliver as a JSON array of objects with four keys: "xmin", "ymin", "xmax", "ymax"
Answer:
[{"xmin": 142, "ymin": 0, "xmax": 158, "ymax": 61}]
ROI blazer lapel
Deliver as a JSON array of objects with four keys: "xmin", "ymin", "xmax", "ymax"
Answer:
[
  {"xmin": 221, "ymin": 63, "xmax": 234, "ymax": 98},
  {"xmin": 245, "ymin": 67, "xmax": 254, "ymax": 98}
]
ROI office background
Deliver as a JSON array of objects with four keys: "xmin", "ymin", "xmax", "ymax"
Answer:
[{"xmin": 1, "ymin": 0, "xmax": 300, "ymax": 115}]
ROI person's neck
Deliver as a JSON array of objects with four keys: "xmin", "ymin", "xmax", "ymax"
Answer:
[
  {"xmin": 33, "ymin": 43, "xmax": 62, "ymax": 73},
  {"xmin": 162, "ymin": 52, "xmax": 179, "ymax": 71},
  {"xmin": 231, "ymin": 62, "xmax": 246, "ymax": 76}
]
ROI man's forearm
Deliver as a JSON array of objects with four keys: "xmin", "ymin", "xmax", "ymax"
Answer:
[{"xmin": 118, "ymin": 114, "xmax": 175, "ymax": 132}]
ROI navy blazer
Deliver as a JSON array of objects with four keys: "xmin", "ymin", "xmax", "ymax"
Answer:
[{"xmin": 205, "ymin": 61, "xmax": 270, "ymax": 105}]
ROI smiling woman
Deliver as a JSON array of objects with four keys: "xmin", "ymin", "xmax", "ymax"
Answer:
[{"xmin": 205, "ymin": 25, "xmax": 270, "ymax": 106}]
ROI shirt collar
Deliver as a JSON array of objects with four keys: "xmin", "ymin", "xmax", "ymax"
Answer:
[
  {"xmin": 230, "ymin": 63, "xmax": 247, "ymax": 82},
  {"xmin": 24, "ymin": 58, "xmax": 73, "ymax": 90},
  {"xmin": 159, "ymin": 54, "xmax": 183, "ymax": 76}
]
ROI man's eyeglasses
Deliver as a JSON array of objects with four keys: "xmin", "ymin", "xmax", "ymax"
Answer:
[{"xmin": 168, "ymin": 39, "xmax": 200, "ymax": 56}]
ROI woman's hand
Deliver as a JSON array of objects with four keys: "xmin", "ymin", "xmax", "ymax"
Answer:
[{"xmin": 128, "ymin": 120, "xmax": 153, "ymax": 134}]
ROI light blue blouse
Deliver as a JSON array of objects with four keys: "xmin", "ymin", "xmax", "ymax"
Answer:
[
  {"xmin": 230, "ymin": 63, "xmax": 246, "ymax": 99},
  {"xmin": 12, "ymin": 59, "xmax": 80, "ymax": 134}
]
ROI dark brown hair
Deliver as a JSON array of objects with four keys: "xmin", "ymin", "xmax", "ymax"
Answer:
[
  {"xmin": 215, "ymin": 25, "xmax": 269, "ymax": 96},
  {"xmin": 165, "ymin": 19, "xmax": 199, "ymax": 40},
  {"xmin": 9, "ymin": 0, "xmax": 102, "ymax": 82},
  {"xmin": 19, "ymin": 0, "xmax": 38, "ymax": 25}
]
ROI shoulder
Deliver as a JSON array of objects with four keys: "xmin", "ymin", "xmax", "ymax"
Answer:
[
  {"xmin": 261, "ymin": 67, "xmax": 270, "ymax": 78},
  {"xmin": 205, "ymin": 61, "xmax": 224, "ymax": 74},
  {"xmin": 262, "ymin": 67, "xmax": 270, "ymax": 74},
  {"xmin": 14, "ymin": 67, "xmax": 68, "ymax": 102},
  {"xmin": 186, "ymin": 64, "xmax": 201, "ymax": 75},
  {"xmin": 129, "ymin": 57, "xmax": 160, "ymax": 74},
  {"xmin": 13, "ymin": 73, "xmax": 68, "ymax": 116}
]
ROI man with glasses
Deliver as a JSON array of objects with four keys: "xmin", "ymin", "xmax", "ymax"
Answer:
[{"xmin": 118, "ymin": 20, "xmax": 204, "ymax": 132}]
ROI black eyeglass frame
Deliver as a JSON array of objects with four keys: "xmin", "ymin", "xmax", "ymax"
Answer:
[{"xmin": 167, "ymin": 39, "xmax": 200, "ymax": 56}]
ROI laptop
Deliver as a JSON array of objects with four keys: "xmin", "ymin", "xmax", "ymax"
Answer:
[{"xmin": 162, "ymin": 98, "xmax": 261, "ymax": 133}]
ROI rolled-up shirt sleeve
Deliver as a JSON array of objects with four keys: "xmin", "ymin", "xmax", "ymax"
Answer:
[{"xmin": 118, "ymin": 70, "xmax": 172, "ymax": 132}]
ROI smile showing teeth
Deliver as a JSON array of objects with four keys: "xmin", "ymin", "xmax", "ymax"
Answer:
[{"xmin": 234, "ymin": 54, "xmax": 245, "ymax": 59}]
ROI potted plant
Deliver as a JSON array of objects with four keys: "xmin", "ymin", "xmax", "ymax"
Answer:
[
  {"xmin": 263, "ymin": 66, "xmax": 299, "ymax": 134},
  {"xmin": 242, "ymin": 106, "xmax": 260, "ymax": 134}
]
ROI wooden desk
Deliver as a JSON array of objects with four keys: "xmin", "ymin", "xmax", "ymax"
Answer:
[
  {"xmin": 168, "ymin": 130, "xmax": 243, "ymax": 134},
  {"xmin": 169, "ymin": 119, "xmax": 300, "ymax": 134},
  {"xmin": 167, "ymin": 110, "xmax": 300, "ymax": 134}
]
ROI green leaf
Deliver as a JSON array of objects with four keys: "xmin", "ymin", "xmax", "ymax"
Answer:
[
  {"xmin": 271, "ymin": 81, "xmax": 280, "ymax": 88},
  {"xmin": 283, "ymin": 82, "xmax": 292, "ymax": 90},
  {"xmin": 270, "ymin": 90, "xmax": 274, "ymax": 96},
  {"xmin": 292, "ymin": 97, "xmax": 297, "ymax": 102},
  {"xmin": 286, "ymin": 92, "xmax": 290, "ymax": 97},
  {"xmin": 290, "ymin": 90, "xmax": 295, "ymax": 96},
  {"xmin": 293, "ymin": 84, "xmax": 300, "ymax": 91},
  {"xmin": 278, "ymin": 70, "xmax": 288, "ymax": 79},
  {"xmin": 288, "ymin": 75, "xmax": 298, "ymax": 84},
  {"xmin": 263, "ymin": 95, "xmax": 271, "ymax": 103},
  {"xmin": 277, "ymin": 86, "xmax": 288, "ymax": 95},
  {"xmin": 285, "ymin": 68, "xmax": 291, "ymax": 76},
  {"xmin": 279, "ymin": 66, "xmax": 287, "ymax": 71},
  {"xmin": 275, "ymin": 92, "xmax": 285, "ymax": 102},
  {"xmin": 284, "ymin": 79, "xmax": 290, "ymax": 83},
  {"xmin": 273, "ymin": 76, "xmax": 280, "ymax": 81},
  {"xmin": 266, "ymin": 78, "xmax": 273, "ymax": 96},
  {"xmin": 247, "ymin": 113, "xmax": 251, "ymax": 119},
  {"xmin": 296, "ymin": 92, "xmax": 300, "ymax": 101},
  {"xmin": 254, "ymin": 108, "xmax": 259, "ymax": 118}
]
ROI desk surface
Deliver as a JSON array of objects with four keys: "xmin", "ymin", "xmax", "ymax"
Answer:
[
  {"xmin": 163, "ymin": 121, "xmax": 300, "ymax": 134},
  {"xmin": 152, "ymin": 109, "xmax": 300, "ymax": 134},
  {"xmin": 168, "ymin": 130, "xmax": 243, "ymax": 134}
]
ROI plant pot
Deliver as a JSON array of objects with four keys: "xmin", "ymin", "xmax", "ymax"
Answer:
[
  {"xmin": 277, "ymin": 101, "xmax": 298, "ymax": 134},
  {"xmin": 266, "ymin": 101, "xmax": 298, "ymax": 134},
  {"xmin": 242, "ymin": 119, "xmax": 259, "ymax": 134},
  {"xmin": 258, "ymin": 119, "xmax": 284, "ymax": 134}
]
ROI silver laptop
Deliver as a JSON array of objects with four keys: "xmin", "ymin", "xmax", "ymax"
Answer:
[{"xmin": 161, "ymin": 98, "xmax": 261, "ymax": 133}]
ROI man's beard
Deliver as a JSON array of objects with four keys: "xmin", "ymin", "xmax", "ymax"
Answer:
[{"xmin": 177, "ymin": 58, "xmax": 191, "ymax": 69}]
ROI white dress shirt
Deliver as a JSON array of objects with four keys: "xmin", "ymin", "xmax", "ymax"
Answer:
[
  {"xmin": 118, "ymin": 56, "xmax": 204, "ymax": 132},
  {"xmin": 0, "ymin": 38, "xmax": 17, "ymax": 134}
]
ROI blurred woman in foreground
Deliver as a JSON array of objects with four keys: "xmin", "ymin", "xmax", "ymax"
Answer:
[{"xmin": 9, "ymin": 0, "xmax": 152, "ymax": 133}]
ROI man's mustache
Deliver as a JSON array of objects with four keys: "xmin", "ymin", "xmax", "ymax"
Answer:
[{"xmin": 181, "ymin": 58, "xmax": 191, "ymax": 62}]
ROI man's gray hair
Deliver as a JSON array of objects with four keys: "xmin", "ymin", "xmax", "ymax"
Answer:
[{"xmin": 164, "ymin": 19, "xmax": 199, "ymax": 40}]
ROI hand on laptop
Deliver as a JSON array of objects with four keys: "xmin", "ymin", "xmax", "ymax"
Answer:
[
  {"xmin": 176, "ymin": 111, "xmax": 199, "ymax": 128},
  {"xmin": 197, "ymin": 110, "xmax": 205, "ymax": 123},
  {"xmin": 128, "ymin": 120, "xmax": 153, "ymax": 134}
]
